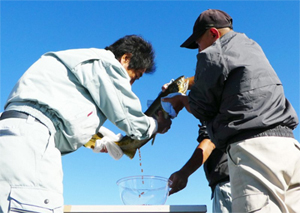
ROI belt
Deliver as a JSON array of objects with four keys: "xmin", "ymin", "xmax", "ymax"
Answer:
[{"xmin": 0, "ymin": 110, "xmax": 43, "ymax": 124}]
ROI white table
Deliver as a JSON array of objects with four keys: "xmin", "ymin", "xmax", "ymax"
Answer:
[{"xmin": 64, "ymin": 205, "xmax": 207, "ymax": 213}]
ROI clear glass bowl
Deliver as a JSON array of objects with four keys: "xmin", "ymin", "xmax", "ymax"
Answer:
[{"xmin": 116, "ymin": 175, "xmax": 171, "ymax": 205}]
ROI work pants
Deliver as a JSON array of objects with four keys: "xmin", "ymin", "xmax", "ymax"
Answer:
[
  {"xmin": 227, "ymin": 136, "xmax": 300, "ymax": 213},
  {"xmin": 0, "ymin": 116, "xmax": 64, "ymax": 213},
  {"xmin": 212, "ymin": 181, "xmax": 232, "ymax": 213}
]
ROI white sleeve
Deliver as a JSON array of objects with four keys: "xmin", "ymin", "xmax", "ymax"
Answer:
[{"xmin": 148, "ymin": 116, "xmax": 158, "ymax": 135}]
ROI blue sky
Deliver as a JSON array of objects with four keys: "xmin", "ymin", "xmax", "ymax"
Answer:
[{"xmin": 1, "ymin": 1, "xmax": 299, "ymax": 212}]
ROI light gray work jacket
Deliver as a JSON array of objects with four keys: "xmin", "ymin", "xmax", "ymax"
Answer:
[{"xmin": 5, "ymin": 48, "xmax": 155, "ymax": 154}]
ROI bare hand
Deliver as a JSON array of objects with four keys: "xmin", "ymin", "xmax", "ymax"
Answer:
[
  {"xmin": 156, "ymin": 111, "xmax": 172, "ymax": 134},
  {"xmin": 161, "ymin": 83, "xmax": 169, "ymax": 92},
  {"xmin": 168, "ymin": 170, "xmax": 188, "ymax": 195}
]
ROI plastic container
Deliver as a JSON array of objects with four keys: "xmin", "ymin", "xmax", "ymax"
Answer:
[{"xmin": 116, "ymin": 175, "xmax": 171, "ymax": 205}]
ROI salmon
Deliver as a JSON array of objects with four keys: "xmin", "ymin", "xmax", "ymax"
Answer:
[{"xmin": 85, "ymin": 75, "xmax": 189, "ymax": 159}]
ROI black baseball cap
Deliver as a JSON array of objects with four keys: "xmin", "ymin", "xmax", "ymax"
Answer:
[{"xmin": 181, "ymin": 9, "xmax": 233, "ymax": 49}]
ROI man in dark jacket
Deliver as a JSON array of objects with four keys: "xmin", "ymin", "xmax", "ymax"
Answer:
[{"xmin": 164, "ymin": 9, "xmax": 300, "ymax": 212}]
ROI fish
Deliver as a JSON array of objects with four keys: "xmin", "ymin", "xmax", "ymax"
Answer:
[{"xmin": 84, "ymin": 75, "xmax": 189, "ymax": 159}]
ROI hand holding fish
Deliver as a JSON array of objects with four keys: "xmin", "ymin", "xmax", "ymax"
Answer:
[
  {"xmin": 156, "ymin": 110, "xmax": 172, "ymax": 134},
  {"xmin": 85, "ymin": 76, "xmax": 189, "ymax": 159},
  {"xmin": 161, "ymin": 77, "xmax": 192, "ymax": 115},
  {"xmin": 162, "ymin": 95, "xmax": 190, "ymax": 114}
]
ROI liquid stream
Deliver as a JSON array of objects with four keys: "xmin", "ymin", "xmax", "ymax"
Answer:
[{"xmin": 138, "ymin": 148, "xmax": 145, "ymax": 198}]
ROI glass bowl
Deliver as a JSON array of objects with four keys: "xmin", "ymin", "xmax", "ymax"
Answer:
[{"xmin": 116, "ymin": 175, "xmax": 171, "ymax": 205}]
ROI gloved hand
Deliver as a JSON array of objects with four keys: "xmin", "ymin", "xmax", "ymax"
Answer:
[{"xmin": 93, "ymin": 126, "xmax": 124, "ymax": 160}]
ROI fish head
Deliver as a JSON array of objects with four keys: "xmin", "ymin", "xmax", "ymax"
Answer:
[{"xmin": 164, "ymin": 75, "xmax": 189, "ymax": 95}]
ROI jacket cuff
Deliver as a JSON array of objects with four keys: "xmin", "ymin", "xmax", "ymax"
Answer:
[
  {"xmin": 197, "ymin": 124, "xmax": 210, "ymax": 143},
  {"xmin": 148, "ymin": 117, "xmax": 158, "ymax": 136}
]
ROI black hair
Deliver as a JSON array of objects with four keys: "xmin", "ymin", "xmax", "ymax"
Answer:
[{"xmin": 105, "ymin": 35, "xmax": 156, "ymax": 74}]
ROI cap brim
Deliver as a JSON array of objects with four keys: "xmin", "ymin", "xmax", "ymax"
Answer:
[
  {"xmin": 180, "ymin": 34, "xmax": 198, "ymax": 49},
  {"xmin": 180, "ymin": 30, "xmax": 205, "ymax": 49}
]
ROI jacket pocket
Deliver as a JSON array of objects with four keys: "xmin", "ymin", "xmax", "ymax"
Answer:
[
  {"xmin": 9, "ymin": 187, "xmax": 63, "ymax": 213},
  {"xmin": 233, "ymin": 192, "xmax": 269, "ymax": 212}
]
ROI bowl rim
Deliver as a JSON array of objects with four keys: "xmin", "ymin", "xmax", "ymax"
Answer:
[{"xmin": 116, "ymin": 175, "xmax": 172, "ymax": 186}]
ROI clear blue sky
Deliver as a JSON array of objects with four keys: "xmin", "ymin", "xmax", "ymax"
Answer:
[{"xmin": 1, "ymin": 1, "xmax": 299, "ymax": 212}]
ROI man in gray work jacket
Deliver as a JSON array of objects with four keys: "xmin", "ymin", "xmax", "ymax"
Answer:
[
  {"xmin": 164, "ymin": 9, "xmax": 300, "ymax": 212},
  {"xmin": 0, "ymin": 35, "xmax": 172, "ymax": 213}
]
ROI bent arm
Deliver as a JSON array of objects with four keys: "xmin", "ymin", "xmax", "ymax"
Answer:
[
  {"xmin": 169, "ymin": 138, "xmax": 215, "ymax": 195},
  {"xmin": 180, "ymin": 138, "xmax": 215, "ymax": 176}
]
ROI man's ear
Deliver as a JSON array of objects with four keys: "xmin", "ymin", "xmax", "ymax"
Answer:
[
  {"xmin": 209, "ymin": 28, "xmax": 220, "ymax": 39},
  {"xmin": 119, "ymin": 53, "xmax": 132, "ymax": 68},
  {"xmin": 120, "ymin": 53, "xmax": 132, "ymax": 64}
]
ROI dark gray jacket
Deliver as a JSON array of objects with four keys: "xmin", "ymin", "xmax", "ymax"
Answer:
[{"xmin": 189, "ymin": 31, "xmax": 298, "ymax": 151}]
